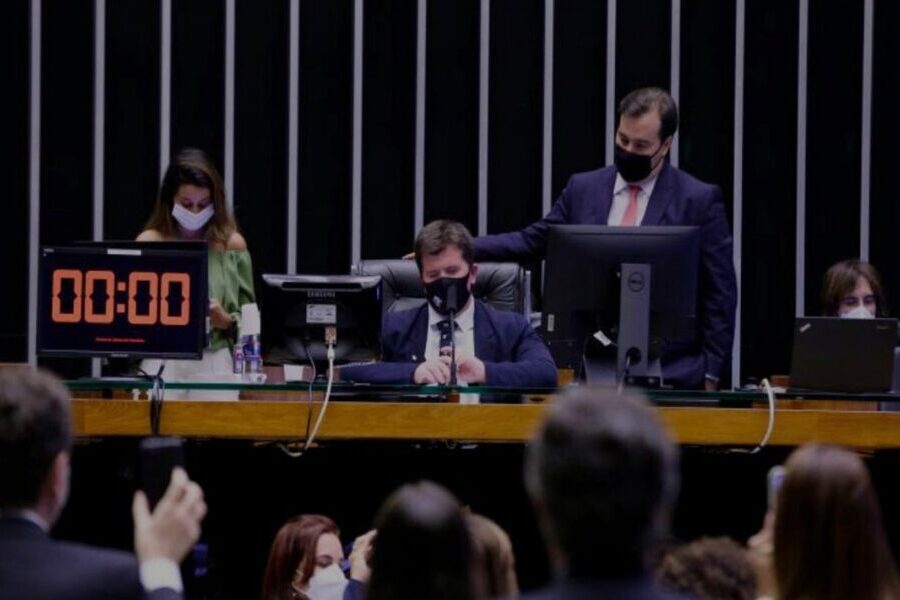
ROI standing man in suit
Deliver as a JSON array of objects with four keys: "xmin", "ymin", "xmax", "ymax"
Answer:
[
  {"xmin": 475, "ymin": 87, "xmax": 737, "ymax": 390},
  {"xmin": 341, "ymin": 220, "xmax": 558, "ymax": 388},
  {"xmin": 0, "ymin": 368, "xmax": 206, "ymax": 599},
  {"xmin": 523, "ymin": 386, "xmax": 686, "ymax": 600}
]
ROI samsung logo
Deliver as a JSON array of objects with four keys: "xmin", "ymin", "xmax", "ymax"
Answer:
[{"xmin": 306, "ymin": 290, "xmax": 336, "ymax": 299}]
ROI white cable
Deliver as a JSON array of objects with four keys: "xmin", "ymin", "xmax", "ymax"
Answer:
[
  {"xmin": 748, "ymin": 377, "xmax": 777, "ymax": 454},
  {"xmin": 303, "ymin": 344, "xmax": 335, "ymax": 452}
]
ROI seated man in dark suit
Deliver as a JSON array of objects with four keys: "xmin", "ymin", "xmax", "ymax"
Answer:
[
  {"xmin": 0, "ymin": 368, "xmax": 206, "ymax": 600},
  {"xmin": 523, "ymin": 387, "xmax": 686, "ymax": 600},
  {"xmin": 474, "ymin": 87, "xmax": 737, "ymax": 390},
  {"xmin": 341, "ymin": 220, "xmax": 557, "ymax": 388}
]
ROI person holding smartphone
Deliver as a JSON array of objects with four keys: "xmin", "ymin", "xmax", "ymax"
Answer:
[{"xmin": 0, "ymin": 368, "xmax": 207, "ymax": 600}]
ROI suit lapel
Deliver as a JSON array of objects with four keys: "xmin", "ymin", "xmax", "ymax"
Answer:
[
  {"xmin": 641, "ymin": 162, "xmax": 677, "ymax": 225},
  {"xmin": 403, "ymin": 305, "xmax": 431, "ymax": 361},
  {"xmin": 595, "ymin": 168, "xmax": 617, "ymax": 225},
  {"xmin": 473, "ymin": 302, "xmax": 498, "ymax": 360}
]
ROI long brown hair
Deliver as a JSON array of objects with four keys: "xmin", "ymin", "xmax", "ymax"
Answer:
[
  {"xmin": 142, "ymin": 147, "xmax": 237, "ymax": 246},
  {"xmin": 820, "ymin": 259, "xmax": 887, "ymax": 317},
  {"xmin": 260, "ymin": 514, "xmax": 340, "ymax": 600},
  {"xmin": 466, "ymin": 512, "xmax": 519, "ymax": 599},
  {"xmin": 774, "ymin": 444, "xmax": 900, "ymax": 600}
]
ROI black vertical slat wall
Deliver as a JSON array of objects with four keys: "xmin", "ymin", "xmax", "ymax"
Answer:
[
  {"xmin": 803, "ymin": 0, "xmax": 864, "ymax": 316},
  {"xmin": 103, "ymin": 0, "xmax": 161, "ymax": 241},
  {"xmin": 297, "ymin": 0, "xmax": 353, "ymax": 273},
  {"xmin": 233, "ymin": 0, "xmax": 289, "ymax": 285},
  {"xmin": 171, "ymin": 0, "xmax": 225, "ymax": 169},
  {"xmin": 551, "ymin": 0, "xmax": 608, "ymax": 197},
  {"xmin": 678, "ymin": 0, "xmax": 735, "ymax": 224},
  {"xmin": 361, "ymin": 0, "xmax": 417, "ymax": 260},
  {"xmin": 423, "ymin": 0, "xmax": 479, "ymax": 230},
  {"xmin": 869, "ymin": 0, "xmax": 900, "ymax": 315},
  {"xmin": 1, "ymin": 0, "xmax": 29, "ymax": 360},
  {"xmin": 37, "ymin": 0, "xmax": 95, "ymax": 377},
  {"xmin": 12, "ymin": 0, "xmax": 899, "ymax": 382},
  {"xmin": 615, "ymin": 0, "xmax": 670, "ymax": 102},
  {"xmin": 486, "ymin": 0, "xmax": 544, "ymax": 235},
  {"xmin": 740, "ymin": 0, "xmax": 799, "ymax": 381}
]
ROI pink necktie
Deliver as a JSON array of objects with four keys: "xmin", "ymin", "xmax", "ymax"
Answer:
[{"xmin": 620, "ymin": 184, "xmax": 641, "ymax": 226}]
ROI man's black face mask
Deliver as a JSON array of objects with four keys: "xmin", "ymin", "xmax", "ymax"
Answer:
[
  {"xmin": 614, "ymin": 140, "xmax": 667, "ymax": 183},
  {"xmin": 424, "ymin": 274, "xmax": 471, "ymax": 315}
]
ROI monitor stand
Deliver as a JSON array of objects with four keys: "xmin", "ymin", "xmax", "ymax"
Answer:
[{"xmin": 581, "ymin": 263, "xmax": 663, "ymax": 389}]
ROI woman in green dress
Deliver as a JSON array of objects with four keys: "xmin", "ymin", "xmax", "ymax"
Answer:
[{"xmin": 137, "ymin": 148, "xmax": 255, "ymax": 399}]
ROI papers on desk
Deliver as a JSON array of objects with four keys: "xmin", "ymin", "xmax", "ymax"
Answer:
[{"xmin": 284, "ymin": 364, "xmax": 313, "ymax": 382}]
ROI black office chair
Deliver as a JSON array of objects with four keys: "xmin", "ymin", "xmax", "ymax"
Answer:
[{"xmin": 353, "ymin": 259, "xmax": 531, "ymax": 317}]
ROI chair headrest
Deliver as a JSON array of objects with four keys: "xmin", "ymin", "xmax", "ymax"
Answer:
[{"xmin": 354, "ymin": 259, "xmax": 524, "ymax": 314}]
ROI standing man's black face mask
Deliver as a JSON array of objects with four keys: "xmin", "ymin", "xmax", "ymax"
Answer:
[
  {"xmin": 613, "ymin": 140, "xmax": 668, "ymax": 183},
  {"xmin": 424, "ymin": 274, "xmax": 471, "ymax": 315}
]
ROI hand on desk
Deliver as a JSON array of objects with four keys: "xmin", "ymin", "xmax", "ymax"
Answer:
[{"xmin": 413, "ymin": 352, "xmax": 486, "ymax": 385}]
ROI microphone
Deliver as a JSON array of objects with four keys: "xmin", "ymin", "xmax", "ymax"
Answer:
[{"xmin": 446, "ymin": 285, "xmax": 459, "ymax": 386}]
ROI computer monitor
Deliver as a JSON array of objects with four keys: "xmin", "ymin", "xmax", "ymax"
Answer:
[
  {"xmin": 260, "ymin": 274, "xmax": 383, "ymax": 366},
  {"xmin": 789, "ymin": 317, "xmax": 897, "ymax": 393},
  {"xmin": 542, "ymin": 225, "xmax": 701, "ymax": 386},
  {"xmin": 37, "ymin": 241, "xmax": 208, "ymax": 359}
]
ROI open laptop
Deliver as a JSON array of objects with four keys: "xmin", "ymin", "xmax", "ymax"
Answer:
[{"xmin": 789, "ymin": 317, "xmax": 897, "ymax": 393}]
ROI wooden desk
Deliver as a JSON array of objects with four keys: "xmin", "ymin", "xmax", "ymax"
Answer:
[{"xmin": 71, "ymin": 398, "xmax": 900, "ymax": 449}]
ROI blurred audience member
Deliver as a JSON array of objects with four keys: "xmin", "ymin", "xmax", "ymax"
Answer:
[
  {"xmin": 656, "ymin": 536, "xmax": 755, "ymax": 600},
  {"xmin": 523, "ymin": 386, "xmax": 685, "ymax": 599},
  {"xmin": 0, "ymin": 368, "xmax": 205, "ymax": 600},
  {"xmin": 466, "ymin": 512, "xmax": 519, "ymax": 598},
  {"xmin": 771, "ymin": 444, "xmax": 900, "ymax": 600},
  {"xmin": 821, "ymin": 259, "xmax": 887, "ymax": 318},
  {"xmin": 366, "ymin": 481, "xmax": 472, "ymax": 600},
  {"xmin": 260, "ymin": 514, "xmax": 347, "ymax": 600}
]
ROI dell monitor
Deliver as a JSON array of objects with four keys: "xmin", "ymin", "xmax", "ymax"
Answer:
[
  {"xmin": 260, "ymin": 274, "xmax": 383, "ymax": 367},
  {"xmin": 542, "ymin": 225, "xmax": 700, "ymax": 387},
  {"xmin": 37, "ymin": 241, "xmax": 208, "ymax": 359}
]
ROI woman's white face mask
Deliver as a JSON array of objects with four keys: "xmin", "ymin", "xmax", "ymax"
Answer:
[
  {"xmin": 172, "ymin": 203, "xmax": 214, "ymax": 232},
  {"xmin": 305, "ymin": 563, "xmax": 348, "ymax": 600},
  {"xmin": 840, "ymin": 305, "xmax": 875, "ymax": 319}
]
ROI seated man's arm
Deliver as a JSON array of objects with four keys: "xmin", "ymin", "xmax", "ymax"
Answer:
[
  {"xmin": 339, "ymin": 361, "xmax": 419, "ymax": 385},
  {"xmin": 473, "ymin": 179, "xmax": 572, "ymax": 262},
  {"xmin": 481, "ymin": 318, "xmax": 558, "ymax": 388},
  {"xmin": 697, "ymin": 185, "xmax": 738, "ymax": 384}
]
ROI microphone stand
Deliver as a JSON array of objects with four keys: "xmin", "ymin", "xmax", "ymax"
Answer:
[{"xmin": 449, "ymin": 308, "xmax": 458, "ymax": 386}]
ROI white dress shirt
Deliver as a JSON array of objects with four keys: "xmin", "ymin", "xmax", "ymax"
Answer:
[
  {"xmin": 425, "ymin": 299, "xmax": 476, "ymax": 361},
  {"xmin": 606, "ymin": 171, "xmax": 660, "ymax": 226}
]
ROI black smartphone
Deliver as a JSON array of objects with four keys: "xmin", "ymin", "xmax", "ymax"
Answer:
[{"xmin": 139, "ymin": 436, "xmax": 185, "ymax": 509}]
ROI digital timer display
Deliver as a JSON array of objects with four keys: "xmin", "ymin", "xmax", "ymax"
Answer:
[{"xmin": 37, "ymin": 243, "xmax": 208, "ymax": 359}]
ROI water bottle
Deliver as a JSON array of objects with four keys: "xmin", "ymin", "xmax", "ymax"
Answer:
[{"xmin": 240, "ymin": 303, "xmax": 266, "ymax": 383}]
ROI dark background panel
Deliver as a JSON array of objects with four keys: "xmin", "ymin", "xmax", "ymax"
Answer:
[
  {"xmin": 0, "ymin": 0, "xmax": 29, "ymax": 361},
  {"xmin": 361, "ymin": 0, "xmax": 417, "ymax": 259},
  {"xmin": 38, "ymin": 0, "xmax": 95, "ymax": 377},
  {"xmin": 297, "ymin": 0, "xmax": 353, "ymax": 273},
  {"xmin": 423, "ymin": 0, "xmax": 480, "ymax": 231},
  {"xmin": 487, "ymin": 0, "xmax": 544, "ymax": 234},
  {"xmin": 678, "ymin": 0, "xmax": 735, "ymax": 221},
  {"xmin": 104, "ymin": 0, "xmax": 161, "ymax": 241},
  {"xmin": 171, "ymin": 0, "xmax": 225, "ymax": 169},
  {"xmin": 803, "ymin": 0, "xmax": 863, "ymax": 316},
  {"xmin": 870, "ymin": 0, "xmax": 900, "ymax": 314},
  {"xmin": 551, "ymin": 0, "xmax": 608, "ymax": 197},
  {"xmin": 740, "ymin": 0, "xmax": 798, "ymax": 381},
  {"xmin": 234, "ymin": 0, "xmax": 289, "ymax": 283},
  {"xmin": 615, "ymin": 0, "xmax": 670, "ymax": 104},
  {"xmin": 39, "ymin": 0, "xmax": 94, "ymax": 246}
]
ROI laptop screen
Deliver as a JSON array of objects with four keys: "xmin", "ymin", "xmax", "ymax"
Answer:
[{"xmin": 789, "ymin": 317, "xmax": 897, "ymax": 393}]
